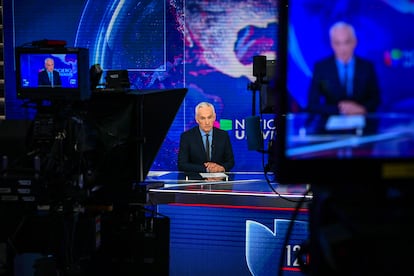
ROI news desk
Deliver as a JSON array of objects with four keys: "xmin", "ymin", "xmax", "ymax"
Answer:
[{"xmin": 145, "ymin": 171, "xmax": 311, "ymax": 276}]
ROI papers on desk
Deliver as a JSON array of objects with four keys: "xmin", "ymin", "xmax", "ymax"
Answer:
[
  {"xmin": 199, "ymin": 172, "xmax": 228, "ymax": 179},
  {"xmin": 147, "ymin": 171, "xmax": 170, "ymax": 177},
  {"xmin": 325, "ymin": 115, "xmax": 366, "ymax": 130}
]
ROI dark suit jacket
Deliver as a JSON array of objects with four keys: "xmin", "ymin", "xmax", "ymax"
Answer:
[
  {"xmin": 38, "ymin": 70, "xmax": 62, "ymax": 87},
  {"xmin": 178, "ymin": 126, "xmax": 235, "ymax": 172},
  {"xmin": 307, "ymin": 55, "xmax": 381, "ymax": 115}
]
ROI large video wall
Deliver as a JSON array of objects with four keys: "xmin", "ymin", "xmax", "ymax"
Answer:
[
  {"xmin": 5, "ymin": 0, "xmax": 414, "ymax": 173},
  {"xmin": 4, "ymin": 0, "xmax": 277, "ymax": 173}
]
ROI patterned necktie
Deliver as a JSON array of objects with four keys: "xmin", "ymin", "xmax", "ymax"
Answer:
[{"xmin": 205, "ymin": 134, "xmax": 210, "ymax": 161}]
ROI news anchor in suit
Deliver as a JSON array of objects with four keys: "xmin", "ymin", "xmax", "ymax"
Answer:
[
  {"xmin": 307, "ymin": 21, "xmax": 381, "ymax": 116},
  {"xmin": 178, "ymin": 102, "xmax": 235, "ymax": 173},
  {"xmin": 38, "ymin": 57, "xmax": 62, "ymax": 87},
  {"xmin": 306, "ymin": 21, "xmax": 381, "ymax": 136}
]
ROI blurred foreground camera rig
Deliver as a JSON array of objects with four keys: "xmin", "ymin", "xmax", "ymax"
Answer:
[{"xmin": 0, "ymin": 86, "xmax": 168, "ymax": 276}]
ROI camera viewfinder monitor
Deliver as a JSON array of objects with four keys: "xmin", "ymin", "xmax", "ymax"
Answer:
[
  {"xmin": 15, "ymin": 47, "xmax": 90, "ymax": 102},
  {"xmin": 273, "ymin": 0, "xmax": 414, "ymax": 187}
]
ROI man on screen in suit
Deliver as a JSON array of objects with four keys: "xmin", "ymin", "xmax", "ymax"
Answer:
[
  {"xmin": 307, "ymin": 21, "xmax": 381, "ymax": 117},
  {"xmin": 306, "ymin": 21, "xmax": 381, "ymax": 136},
  {"xmin": 178, "ymin": 102, "xmax": 235, "ymax": 173},
  {"xmin": 38, "ymin": 57, "xmax": 62, "ymax": 87}
]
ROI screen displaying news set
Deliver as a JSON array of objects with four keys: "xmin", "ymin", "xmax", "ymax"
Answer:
[
  {"xmin": 274, "ymin": 0, "xmax": 414, "ymax": 185},
  {"xmin": 15, "ymin": 47, "xmax": 90, "ymax": 101},
  {"xmin": 19, "ymin": 53, "xmax": 78, "ymax": 88}
]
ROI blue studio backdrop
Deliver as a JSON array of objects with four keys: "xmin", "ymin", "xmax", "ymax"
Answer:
[
  {"xmin": 4, "ymin": 0, "xmax": 277, "ymax": 173},
  {"xmin": 4, "ymin": 0, "xmax": 414, "ymax": 173}
]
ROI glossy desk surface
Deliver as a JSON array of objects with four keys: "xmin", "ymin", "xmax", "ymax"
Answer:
[{"xmin": 145, "ymin": 171, "xmax": 312, "ymax": 209}]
